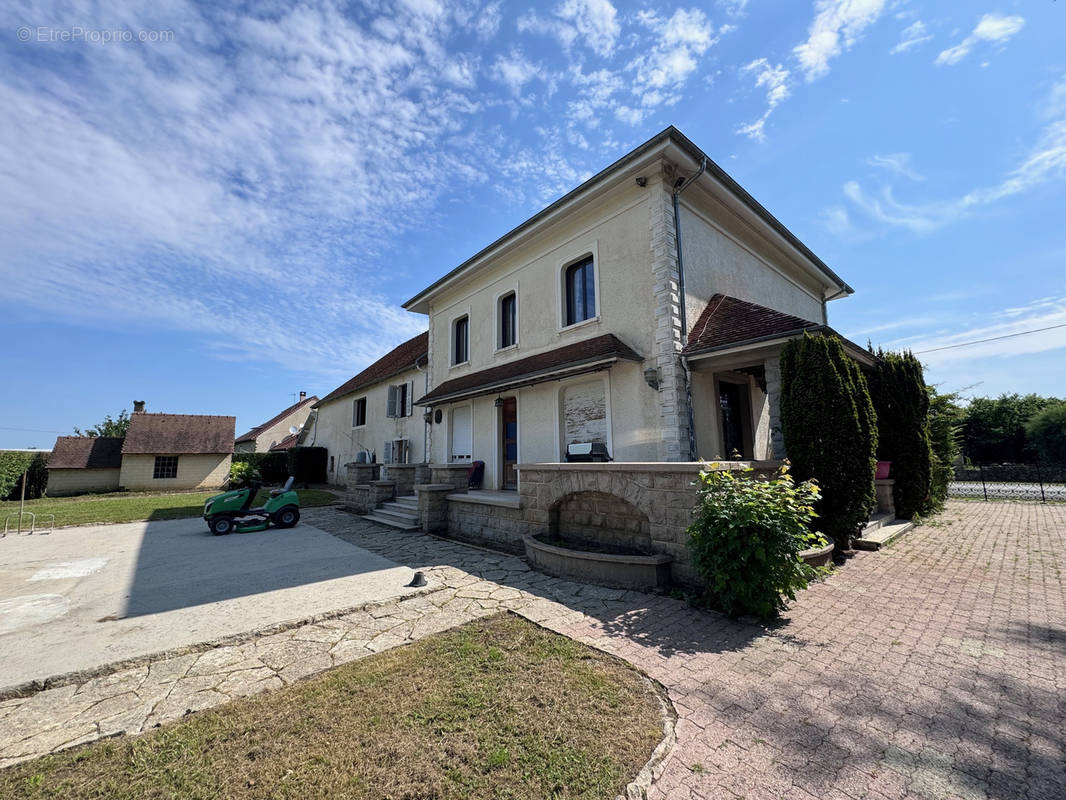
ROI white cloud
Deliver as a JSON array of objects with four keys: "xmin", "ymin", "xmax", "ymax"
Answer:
[
  {"xmin": 491, "ymin": 49, "xmax": 541, "ymax": 95},
  {"xmin": 736, "ymin": 58, "xmax": 791, "ymax": 141},
  {"xmin": 517, "ymin": 0, "xmax": 621, "ymax": 58},
  {"xmin": 836, "ymin": 76, "xmax": 1066, "ymax": 233},
  {"xmin": 794, "ymin": 0, "xmax": 887, "ymax": 82},
  {"xmin": 625, "ymin": 8, "xmax": 717, "ymax": 115},
  {"xmin": 890, "ymin": 20, "xmax": 932, "ymax": 55},
  {"xmin": 867, "ymin": 153, "xmax": 924, "ymax": 181},
  {"xmin": 936, "ymin": 13, "xmax": 1025, "ymax": 67}
]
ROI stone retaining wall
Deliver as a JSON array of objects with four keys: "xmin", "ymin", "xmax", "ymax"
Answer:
[{"xmin": 446, "ymin": 499, "xmax": 525, "ymax": 554}]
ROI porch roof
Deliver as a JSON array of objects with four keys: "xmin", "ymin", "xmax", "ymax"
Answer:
[
  {"xmin": 416, "ymin": 334, "xmax": 642, "ymax": 406},
  {"xmin": 683, "ymin": 294, "xmax": 875, "ymax": 365}
]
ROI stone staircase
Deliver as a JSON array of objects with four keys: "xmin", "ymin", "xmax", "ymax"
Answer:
[
  {"xmin": 854, "ymin": 510, "xmax": 913, "ymax": 551},
  {"xmin": 363, "ymin": 494, "xmax": 420, "ymax": 530}
]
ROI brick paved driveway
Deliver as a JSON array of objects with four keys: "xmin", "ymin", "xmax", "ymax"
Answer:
[{"xmin": 2, "ymin": 501, "xmax": 1063, "ymax": 799}]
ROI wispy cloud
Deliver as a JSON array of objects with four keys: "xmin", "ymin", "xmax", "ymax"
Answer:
[
  {"xmin": 517, "ymin": 0, "xmax": 621, "ymax": 58},
  {"xmin": 736, "ymin": 58, "xmax": 791, "ymax": 141},
  {"xmin": 794, "ymin": 0, "xmax": 887, "ymax": 82},
  {"xmin": 867, "ymin": 153, "xmax": 924, "ymax": 181},
  {"xmin": 491, "ymin": 48, "xmax": 542, "ymax": 95},
  {"xmin": 837, "ymin": 77, "xmax": 1066, "ymax": 233},
  {"xmin": 936, "ymin": 13, "xmax": 1025, "ymax": 67},
  {"xmin": 890, "ymin": 20, "xmax": 932, "ymax": 55}
]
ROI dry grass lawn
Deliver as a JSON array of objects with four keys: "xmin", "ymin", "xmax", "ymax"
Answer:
[{"xmin": 0, "ymin": 614, "xmax": 665, "ymax": 799}]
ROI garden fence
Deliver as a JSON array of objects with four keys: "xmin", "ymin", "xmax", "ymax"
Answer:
[{"xmin": 950, "ymin": 463, "xmax": 1066, "ymax": 502}]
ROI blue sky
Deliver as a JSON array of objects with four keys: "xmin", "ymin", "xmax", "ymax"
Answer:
[{"xmin": 2, "ymin": 0, "xmax": 1063, "ymax": 449}]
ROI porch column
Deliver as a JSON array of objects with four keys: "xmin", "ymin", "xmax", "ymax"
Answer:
[{"xmin": 764, "ymin": 356, "xmax": 786, "ymax": 460}]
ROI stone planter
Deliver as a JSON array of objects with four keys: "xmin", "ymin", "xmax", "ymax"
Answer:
[
  {"xmin": 523, "ymin": 535, "xmax": 673, "ymax": 591},
  {"xmin": 798, "ymin": 541, "xmax": 834, "ymax": 567}
]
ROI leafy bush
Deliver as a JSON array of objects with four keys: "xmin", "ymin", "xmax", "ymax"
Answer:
[
  {"xmin": 780, "ymin": 333, "xmax": 877, "ymax": 552},
  {"xmin": 228, "ymin": 460, "xmax": 261, "ymax": 488},
  {"xmin": 961, "ymin": 393, "xmax": 1060, "ymax": 463},
  {"xmin": 1, "ymin": 451, "xmax": 48, "ymax": 500},
  {"xmin": 868, "ymin": 350, "xmax": 934, "ymax": 519},
  {"xmin": 232, "ymin": 452, "xmax": 289, "ymax": 483},
  {"xmin": 687, "ymin": 464, "xmax": 826, "ymax": 620},
  {"xmin": 1025, "ymin": 403, "xmax": 1066, "ymax": 464}
]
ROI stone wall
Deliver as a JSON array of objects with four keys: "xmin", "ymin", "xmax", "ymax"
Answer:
[
  {"xmin": 382, "ymin": 463, "xmax": 429, "ymax": 496},
  {"xmin": 550, "ymin": 491, "xmax": 652, "ymax": 553},
  {"xmin": 445, "ymin": 498, "xmax": 525, "ymax": 554},
  {"xmin": 119, "ymin": 454, "xmax": 231, "ymax": 491},
  {"xmin": 518, "ymin": 461, "xmax": 781, "ymax": 586}
]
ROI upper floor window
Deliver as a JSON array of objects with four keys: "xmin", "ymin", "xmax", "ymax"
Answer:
[
  {"xmin": 564, "ymin": 256, "xmax": 595, "ymax": 326},
  {"xmin": 453, "ymin": 315, "xmax": 469, "ymax": 365},
  {"xmin": 353, "ymin": 396, "xmax": 366, "ymax": 427},
  {"xmin": 387, "ymin": 382, "xmax": 413, "ymax": 418},
  {"xmin": 499, "ymin": 292, "xmax": 516, "ymax": 349}
]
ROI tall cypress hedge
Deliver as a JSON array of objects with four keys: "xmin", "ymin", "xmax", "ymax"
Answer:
[
  {"xmin": 780, "ymin": 333, "xmax": 877, "ymax": 551},
  {"xmin": 867, "ymin": 350, "xmax": 933, "ymax": 518}
]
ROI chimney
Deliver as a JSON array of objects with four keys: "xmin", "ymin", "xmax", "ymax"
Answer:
[
  {"xmin": 299, "ymin": 391, "xmax": 306, "ymax": 400},
  {"xmin": 133, "ymin": 400, "xmax": 146, "ymax": 414}
]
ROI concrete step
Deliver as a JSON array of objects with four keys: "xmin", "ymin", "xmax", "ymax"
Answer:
[
  {"xmin": 854, "ymin": 520, "xmax": 914, "ymax": 551},
  {"xmin": 373, "ymin": 505, "xmax": 420, "ymax": 525},
  {"xmin": 862, "ymin": 511, "xmax": 894, "ymax": 534},
  {"xmin": 362, "ymin": 513, "xmax": 420, "ymax": 531},
  {"xmin": 390, "ymin": 496, "xmax": 418, "ymax": 510}
]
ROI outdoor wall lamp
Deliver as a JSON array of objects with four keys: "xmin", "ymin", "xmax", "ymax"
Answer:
[
  {"xmin": 494, "ymin": 395, "xmax": 504, "ymax": 408},
  {"xmin": 643, "ymin": 367, "xmax": 660, "ymax": 390},
  {"xmin": 423, "ymin": 408, "xmax": 433, "ymax": 423}
]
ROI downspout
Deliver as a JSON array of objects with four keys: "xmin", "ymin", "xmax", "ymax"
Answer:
[{"xmin": 672, "ymin": 157, "xmax": 706, "ymax": 461}]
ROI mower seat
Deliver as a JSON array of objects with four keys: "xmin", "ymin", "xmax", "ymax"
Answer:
[{"xmin": 270, "ymin": 476, "xmax": 295, "ymax": 497}]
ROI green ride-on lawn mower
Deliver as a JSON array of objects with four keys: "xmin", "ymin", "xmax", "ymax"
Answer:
[{"xmin": 203, "ymin": 476, "xmax": 300, "ymax": 535}]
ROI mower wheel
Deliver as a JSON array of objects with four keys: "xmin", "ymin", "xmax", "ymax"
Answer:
[
  {"xmin": 210, "ymin": 516, "xmax": 234, "ymax": 536},
  {"xmin": 274, "ymin": 506, "xmax": 300, "ymax": 528}
]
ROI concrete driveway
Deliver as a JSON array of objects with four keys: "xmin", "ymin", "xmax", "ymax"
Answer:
[{"xmin": 0, "ymin": 516, "xmax": 418, "ymax": 690}]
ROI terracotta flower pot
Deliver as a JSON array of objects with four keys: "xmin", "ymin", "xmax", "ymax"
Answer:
[{"xmin": 876, "ymin": 461, "xmax": 892, "ymax": 480}]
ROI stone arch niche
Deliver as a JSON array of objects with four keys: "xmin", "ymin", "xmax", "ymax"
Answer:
[{"xmin": 548, "ymin": 491, "xmax": 653, "ymax": 554}]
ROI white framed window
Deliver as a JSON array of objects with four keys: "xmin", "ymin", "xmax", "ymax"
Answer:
[
  {"xmin": 353, "ymin": 396, "xmax": 367, "ymax": 427},
  {"xmin": 452, "ymin": 315, "xmax": 469, "ymax": 365},
  {"xmin": 556, "ymin": 241, "xmax": 600, "ymax": 332},
  {"xmin": 386, "ymin": 381, "xmax": 414, "ymax": 418},
  {"xmin": 498, "ymin": 291, "xmax": 517, "ymax": 350}
]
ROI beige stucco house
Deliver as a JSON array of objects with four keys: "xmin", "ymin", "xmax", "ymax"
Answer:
[
  {"xmin": 47, "ymin": 405, "xmax": 235, "ymax": 494},
  {"xmin": 402, "ymin": 126, "xmax": 870, "ymax": 491},
  {"xmin": 234, "ymin": 393, "xmax": 317, "ymax": 453},
  {"xmin": 310, "ymin": 333, "xmax": 428, "ymax": 485}
]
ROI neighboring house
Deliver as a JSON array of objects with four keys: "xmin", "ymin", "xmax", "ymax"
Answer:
[
  {"xmin": 311, "ymin": 332, "xmax": 429, "ymax": 484},
  {"xmin": 234, "ymin": 392, "xmax": 317, "ymax": 453},
  {"xmin": 403, "ymin": 126, "xmax": 870, "ymax": 491},
  {"xmin": 46, "ymin": 437, "xmax": 123, "ymax": 496},
  {"xmin": 47, "ymin": 404, "xmax": 236, "ymax": 494}
]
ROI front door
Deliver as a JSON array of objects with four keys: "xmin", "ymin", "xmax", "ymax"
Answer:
[
  {"xmin": 499, "ymin": 397, "xmax": 518, "ymax": 490},
  {"xmin": 719, "ymin": 382, "xmax": 745, "ymax": 459}
]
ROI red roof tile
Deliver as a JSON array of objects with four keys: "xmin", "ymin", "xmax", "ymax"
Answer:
[
  {"xmin": 235, "ymin": 396, "xmax": 317, "ymax": 443},
  {"xmin": 122, "ymin": 413, "xmax": 236, "ymax": 455},
  {"xmin": 315, "ymin": 332, "xmax": 428, "ymax": 407},
  {"xmin": 269, "ymin": 432, "xmax": 300, "ymax": 451},
  {"xmin": 48, "ymin": 436, "xmax": 124, "ymax": 469},
  {"xmin": 418, "ymin": 334, "xmax": 642, "ymax": 405},
  {"xmin": 683, "ymin": 294, "xmax": 822, "ymax": 355}
]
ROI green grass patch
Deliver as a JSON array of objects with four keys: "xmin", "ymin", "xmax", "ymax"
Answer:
[
  {"xmin": 0, "ymin": 614, "xmax": 664, "ymax": 800},
  {"xmin": 0, "ymin": 489, "xmax": 336, "ymax": 528}
]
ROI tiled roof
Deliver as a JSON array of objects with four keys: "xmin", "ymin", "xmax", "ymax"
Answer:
[
  {"xmin": 48, "ymin": 436, "xmax": 124, "ymax": 469},
  {"xmin": 683, "ymin": 294, "xmax": 823, "ymax": 355},
  {"xmin": 418, "ymin": 334, "xmax": 642, "ymax": 405},
  {"xmin": 315, "ymin": 332, "xmax": 428, "ymax": 408},
  {"xmin": 122, "ymin": 413, "xmax": 236, "ymax": 455},
  {"xmin": 269, "ymin": 432, "xmax": 300, "ymax": 451},
  {"xmin": 235, "ymin": 396, "xmax": 317, "ymax": 443}
]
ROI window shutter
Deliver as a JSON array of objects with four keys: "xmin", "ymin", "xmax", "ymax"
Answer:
[
  {"xmin": 383, "ymin": 440, "xmax": 394, "ymax": 464},
  {"xmin": 405, "ymin": 381, "xmax": 414, "ymax": 417},
  {"xmin": 353, "ymin": 398, "xmax": 359, "ymax": 427},
  {"xmin": 386, "ymin": 384, "xmax": 397, "ymax": 418}
]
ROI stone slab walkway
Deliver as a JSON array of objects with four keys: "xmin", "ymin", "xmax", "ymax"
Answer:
[{"xmin": 2, "ymin": 501, "xmax": 1064, "ymax": 800}]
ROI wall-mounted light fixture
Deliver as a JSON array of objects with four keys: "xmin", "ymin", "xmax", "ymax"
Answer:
[
  {"xmin": 423, "ymin": 408, "xmax": 433, "ymax": 423},
  {"xmin": 643, "ymin": 367, "xmax": 660, "ymax": 390},
  {"xmin": 635, "ymin": 176, "xmax": 647, "ymax": 187},
  {"xmin": 494, "ymin": 395, "xmax": 504, "ymax": 408}
]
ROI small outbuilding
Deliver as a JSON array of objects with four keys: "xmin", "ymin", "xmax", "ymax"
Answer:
[
  {"xmin": 46, "ymin": 436, "xmax": 124, "ymax": 496},
  {"xmin": 119, "ymin": 412, "xmax": 236, "ymax": 491}
]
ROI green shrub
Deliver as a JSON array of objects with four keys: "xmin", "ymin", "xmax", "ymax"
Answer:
[
  {"xmin": 228, "ymin": 460, "xmax": 261, "ymax": 488},
  {"xmin": 287, "ymin": 446, "xmax": 327, "ymax": 485},
  {"xmin": 1025, "ymin": 403, "xmax": 1066, "ymax": 464},
  {"xmin": 961, "ymin": 393, "xmax": 1060, "ymax": 463},
  {"xmin": 927, "ymin": 387, "xmax": 963, "ymax": 509},
  {"xmin": 868, "ymin": 350, "xmax": 934, "ymax": 518},
  {"xmin": 687, "ymin": 464, "xmax": 826, "ymax": 619},
  {"xmin": 780, "ymin": 333, "xmax": 877, "ymax": 551},
  {"xmin": 1, "ymin": 452, "xmax": 48, "ymax": 500},
  {"xmin": 232, "ymin": 452, "xmax": 289, "ymax": 483}
]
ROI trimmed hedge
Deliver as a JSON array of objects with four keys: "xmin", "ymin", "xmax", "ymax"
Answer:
[
  {"xmin": 231, "ymin": 447, "xmax": 326, "ymax": 486},
  {"xmin": 1, "ymin": 452, "xmax": 49, "ymax": 501},
  {"xmin": 780, "ymin": 333, "xmax": 877, "ymax": 552},
  {"xmin": 868, "ymin": 350, "xmax": 934, "ymax": 519}
]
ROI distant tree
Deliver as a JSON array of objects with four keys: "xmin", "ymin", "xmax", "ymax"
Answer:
[
  {"xmin": 961, "ymin": 394, "xmax": 1060, "ymax": 463},
  {"xmin": 73, "ymin": 409, "xmax": 131, "ymax": 438},
  {"xmin": 1025, "ymin": 403, "xmax": 1066, "ymax": 464}
]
